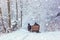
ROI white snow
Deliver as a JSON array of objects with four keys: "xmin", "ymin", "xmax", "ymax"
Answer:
[
  {"xmin": 0, "ymin": 29, "xmax": 60, "ymax": 40},
  {"xmin": 58, "ymin": 6, "xmax": 60, "ymax": 9}
]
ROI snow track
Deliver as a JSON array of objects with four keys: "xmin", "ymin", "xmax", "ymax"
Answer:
[{"xmin": 0, "ymin": 29, "xmax": 60, "ymax": 40}]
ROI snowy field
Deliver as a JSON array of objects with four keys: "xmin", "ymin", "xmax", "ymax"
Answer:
[{"xmin": 0, "ymin": 29, "xmax": 60, "ymax": 40}]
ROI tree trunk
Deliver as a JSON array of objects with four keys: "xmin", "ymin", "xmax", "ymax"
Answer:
[
  {"xmin": 0, "ymin": 8, "xmax": 6, "ymax": 33},
  {"xmin": 7, "ymin": 0, "xmax": 11, "ymax": 33},
  {"xmin": 20, "ymin": 0, "xmax": 23, "ymax": 27},
  {"xmin": 16, "ymin": 0, "xmax": 18, "ymax": 28},
  {"xmin": 16, "ymin": 0, "xmax": 18, "ymax": 21},
  {"xmin": 7, "ymin": 0, "xmax": 11, "ymax": 28}
]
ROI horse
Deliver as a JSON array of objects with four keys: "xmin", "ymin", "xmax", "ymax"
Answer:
[{"xmin": 28, "ymin": 23, "xmax": 31, "ymax": 31}]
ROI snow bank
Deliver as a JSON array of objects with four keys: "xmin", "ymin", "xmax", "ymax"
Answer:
[
  {"xmin": 24, "ymin": 31, "xmax": 60, "ymax": 40},
  {"xmin": 0, "ymin": 29, "xmax": 60, "ymax": 40},
  {"xmin": 0, "ymin": 29, "xmax": 29, "ymax": 40}
]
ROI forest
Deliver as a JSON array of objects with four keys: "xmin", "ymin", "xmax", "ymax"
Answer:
[
  {"xmin": 0, "ymin": 0, "xmax": 60, "ymax": 33},
  {"xmin": 0, "ymin": 0, "xmax": 60, "ymax": 40}
]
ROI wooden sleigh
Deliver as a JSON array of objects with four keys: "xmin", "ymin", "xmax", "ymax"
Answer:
[{"xmin": 28, "ymin": 23, "xmax": 40, "ymax": 33}]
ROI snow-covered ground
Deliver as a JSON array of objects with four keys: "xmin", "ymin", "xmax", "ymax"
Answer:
[{"xmin": 0, "ymin": 29, "xmax": 60, "ymax": 40}]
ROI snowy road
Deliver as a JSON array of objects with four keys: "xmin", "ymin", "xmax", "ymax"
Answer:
[{"xmin": 0, "ymin": 29, "xmax": 60, "ymax": 40}]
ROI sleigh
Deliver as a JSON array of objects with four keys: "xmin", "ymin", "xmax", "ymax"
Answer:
[
  {"xmin": 28, "ymin": 23, "xmax": 40, "ymax": 32},
  {"xmin": 31, "ymin": 24, "xmax": 40, "ymax": 32}
]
